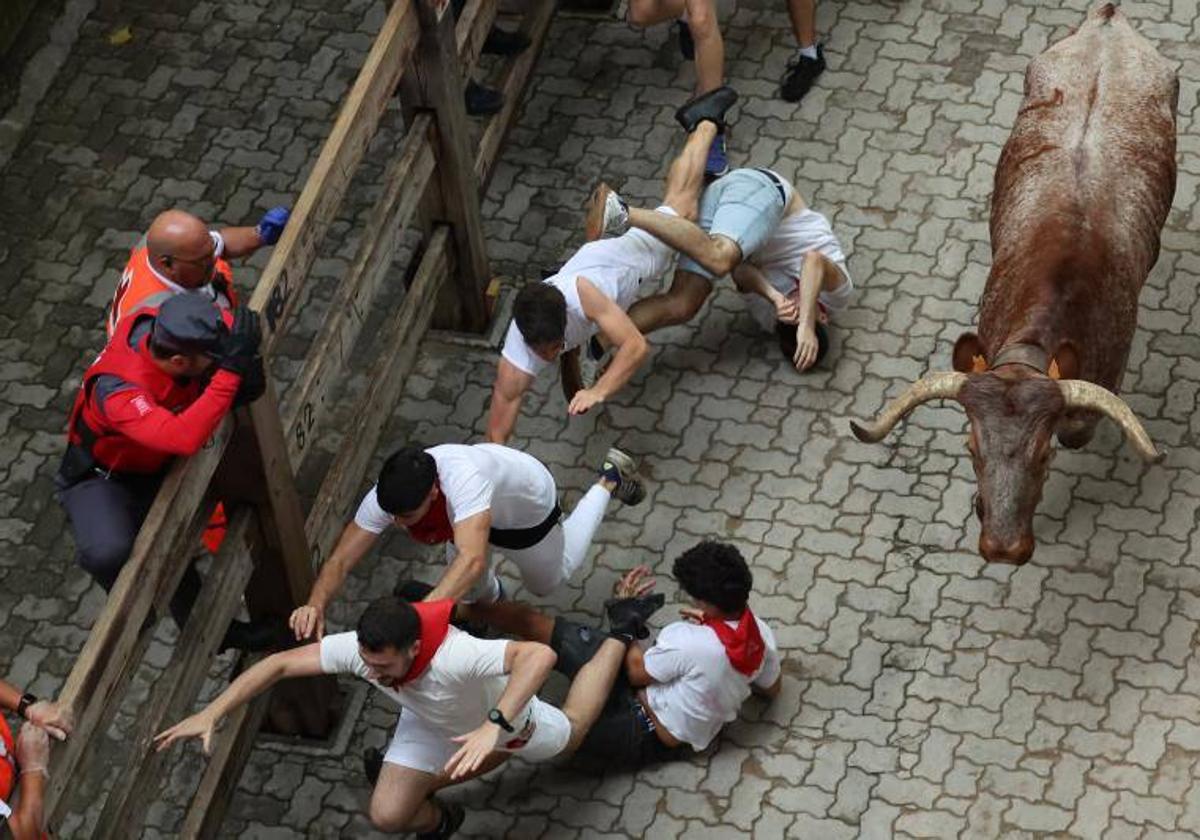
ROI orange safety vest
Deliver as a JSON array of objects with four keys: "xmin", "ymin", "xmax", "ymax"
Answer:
[{"xmin": 106, "ymin": 235, "xmax": 237, "ymax": 337}]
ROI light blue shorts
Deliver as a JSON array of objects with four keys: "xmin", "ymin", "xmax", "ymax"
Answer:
[{"xmin": 677, "ymin": 168, "xmax": 788, "ymax": 281}]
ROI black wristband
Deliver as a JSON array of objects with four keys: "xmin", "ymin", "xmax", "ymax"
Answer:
[
  {"xmin": 16, "ymin": 692, "xmax": 36, "ymax": 719},
  {"xmin": 487, "ymin": 707, "xmax": 514, "ymax": 733}
]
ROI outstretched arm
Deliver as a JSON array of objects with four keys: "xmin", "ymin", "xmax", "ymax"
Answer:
[
  {"xmin": 569, "ymin": 277, "xmax": 648, "ymax": 415},
  {"xmin": 487, "ymin": 358, "xmax": 534, "ymax": 444},
  {"xmin": 289, "ymin": 522, "xmax": 380, "ymax": 640},
  {"xmin": 154, "ymin": 644, "xmax": 324, "ymax": 754}
]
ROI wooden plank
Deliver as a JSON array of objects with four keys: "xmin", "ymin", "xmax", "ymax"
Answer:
[
  {"xmin": 180, "ymin": 233, "xmax": 450, "ymax": 839},
  {"xmin": 411, "ymin": 0, "xmax": 491, "ymax": 332},
  {"xmin": 91, "ymin": 511, "xmax": 257, "ymax": 840},
  {"xmin": 306, "ymin": 228, "xmax": 450, "ymax": 565},
  {"xmin": 250, "ymin": 0, "xmax": 420, "ymax": 352},
  {"xmin": 46, "ymin": 428, "xmax": 233, "ymax": 821},
  {"xmin": 178, "ymin": 689, "xmax": 272, "ymax": 840},
  {"xmin": 283, "ymin": 115, "xmax": 438, "ymax": 467},
  {"xmin": 455, "ymin": 0, "xmax": 499, "ymax": 78},
  {"xmin": 247, "ymin": 383, "xmax": 316, "ymax": 608},
  {"xmin": 474, "ymin": 0, "xmax": 555, "ymax": 191}
]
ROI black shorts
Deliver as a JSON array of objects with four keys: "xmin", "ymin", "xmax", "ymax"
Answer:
[{"xmin": 549, "ymin": 618, "xmax": 686, "ymax": 769}]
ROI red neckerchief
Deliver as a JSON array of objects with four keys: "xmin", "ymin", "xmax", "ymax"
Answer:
[
  {"xmin": 704, "ymin": 608, "xmax": 766, "ymax": 676},
  {"xmin": 384, "ymin": 599, "xmax": 455, "ymax": 688},
  {"xmin": 406, "ymin": 483, "xmax": 454, "ymax": 545}
]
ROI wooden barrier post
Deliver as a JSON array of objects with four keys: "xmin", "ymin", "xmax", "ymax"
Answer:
[{"xmin": 408, "ymin": 0, "xmax": 492, "ymax": 332}]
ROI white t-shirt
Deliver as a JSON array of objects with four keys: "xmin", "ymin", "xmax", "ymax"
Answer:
[
  {"xmin": 0, "ymin": 795, "xmax": 9, "ymax": 821},
  {"xmin": 743, "ymin": 206, "xmax": 854, "ymax": 331},
  {"xmin": 642, "ymin": 616, "xmax": 782, "ymax": 751},
  {"xmin": 354, "ymin": 443, "xmax": 557, "ymax": 534},
  {"xmin": 322, "ymin": 627, "xmax": 543, "ymax": 737}
]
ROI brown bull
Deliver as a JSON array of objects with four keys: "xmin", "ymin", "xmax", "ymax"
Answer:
[{"xmin": 851, "ymin": 4, "xmax": 1177, "ymax": 565}]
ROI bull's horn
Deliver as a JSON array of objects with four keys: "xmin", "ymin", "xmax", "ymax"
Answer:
[
  {"xmin": 849, "ymin": 372, "xmax": 968, "ymax": 443},
  {"xmin": 1058, "ymin": 379, "xmax": 1164, "ymax": 463}
]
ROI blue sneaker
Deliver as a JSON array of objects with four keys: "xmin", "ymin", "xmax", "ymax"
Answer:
[
  {"xmin": 705, "ymin": 133, "xmax": 730, "ymax": 179},
  {"xmin": 598, "ymin": 447, "xmax": 646, "ymax": 506}
]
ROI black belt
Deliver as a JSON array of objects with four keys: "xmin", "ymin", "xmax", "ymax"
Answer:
[
  {"xmin": 488, "ymin": 504, "xmax": 562, "ymax": 550},
  {"xmin": 755, "ymin": 168, "xmax": 788, "ymax": 206}
]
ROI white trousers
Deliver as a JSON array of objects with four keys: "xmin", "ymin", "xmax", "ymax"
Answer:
[{"xmin": 460, "ymin": 483, "xmax": 614, "ymax": 601}]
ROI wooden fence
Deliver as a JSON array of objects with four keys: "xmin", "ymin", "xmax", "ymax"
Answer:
[{"xmin": 44, "ymin": 0, "xmax": 554, "ymax": 834}]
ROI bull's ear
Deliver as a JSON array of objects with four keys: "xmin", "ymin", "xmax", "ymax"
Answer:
[
  {"xmin": 953, "ymin": 332, "xmax": 986, "ymax": 373},
  {"xmin": 1051, "ymin": 340, "xmax": 1080, "ymax": 380}
]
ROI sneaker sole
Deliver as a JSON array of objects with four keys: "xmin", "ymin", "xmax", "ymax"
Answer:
[
  {"xmin": 604, "ymin": 446, "xmax": 637, "ymax": 475},
  {"xmin": 585, "ymin": 183, "xmax": 613, "ymax": 242}
]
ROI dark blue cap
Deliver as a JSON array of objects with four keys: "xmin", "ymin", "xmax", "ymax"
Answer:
[{"xmin": 152, "ymin": 294, "xmax": 226, "ymax": 355}]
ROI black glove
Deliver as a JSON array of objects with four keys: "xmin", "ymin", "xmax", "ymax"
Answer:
[
  {"xmin": 234, "ymin": 355, "xmax": 267, "ymax": 407},
  {"xmin": 218, "ymin": 307, "xmax": 263, "ymax": 376}
]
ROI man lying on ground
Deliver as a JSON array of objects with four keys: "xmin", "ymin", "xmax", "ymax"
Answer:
[
  {"xmin": 464, "ymin": 539, "xmax": 782, "ymax": 766},
  {"xmin": 486, "ymin": 88, "xmax": 739, "ymax": 444},
  {"xmin": 288, "ymin": 442, "xmax": 646, "ymax": 641},
  {"xmin": 587, "ymin": 121, "xmax": 854, "ymax": 371},
  {"xmin": 157, "ymin": 590, "xmax": 664, "ymax": 838}
]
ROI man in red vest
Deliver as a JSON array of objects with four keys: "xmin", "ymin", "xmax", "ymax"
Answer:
[
  {"xmin": 106, "ymin": 207, "xmax": 289, "ymax": 336},
  {"xmin": 57, "ymin": 294, "xmax": 273, "ymax": 650},
  {"xmin": 0, "ymin": 676, "xmax": 71, "ymax": 839}
]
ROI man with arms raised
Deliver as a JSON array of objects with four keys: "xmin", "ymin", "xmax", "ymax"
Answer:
[
  {"xmin": 158, "ymin": 590, "xmax": 663, "ymax": 837},
  {"xmin": 486, "ymin": 88, "xmax": 738, "ymax": 443},
  {"xmin": 588, "ymin": 120, "xmax": 853, "ymax": 371},
  {"xmin": 289, "ymin": 443, "xmax": 646, "ymax": 641}
]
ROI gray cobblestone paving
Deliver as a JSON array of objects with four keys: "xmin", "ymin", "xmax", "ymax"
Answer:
[{"xmin": 1, "ymin": 0, "xmax": 1200, "ymax": 837}]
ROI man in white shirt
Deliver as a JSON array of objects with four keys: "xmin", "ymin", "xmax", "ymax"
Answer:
[
  {"xmin": 486, "ymin": 92, "xmax": 739, "ymax": 444},
  {"xmin": 465, "ymin": 539, "xmax": 782, "ymax": 767},
  {"xmin": 288, "ymin": 442, "xmax": 647, "ymax": 641},
  {"xmin": 157, "ymin": 590, "xmax": 665, "ymax": 838},
  {"xmin": 587, "ymin": 119, "xmax": 854, "ymax": 372}
]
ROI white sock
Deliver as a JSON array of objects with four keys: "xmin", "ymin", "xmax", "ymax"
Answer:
[{"xmin": 798, "ymin": 44, "xmax": 818, "ymax": 60}]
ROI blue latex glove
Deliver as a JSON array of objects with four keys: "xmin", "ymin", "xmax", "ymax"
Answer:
[{"xmin": 256, "ymin": 206, "xmax": 290, "ymax": 246}]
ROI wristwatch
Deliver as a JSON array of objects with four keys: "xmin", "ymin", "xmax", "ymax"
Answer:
[
  {"xmin": 487, "ymin": 707, "xmax": 515, "ymax": 733},
  {"xmin": 16, "ymin": 693, "xmax": 36, "ymax": 719}
]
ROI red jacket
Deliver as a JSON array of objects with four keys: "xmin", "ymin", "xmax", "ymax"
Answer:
[{"xmin": 67, "ymin": 312, "xmax": 241, "ymax": 475}]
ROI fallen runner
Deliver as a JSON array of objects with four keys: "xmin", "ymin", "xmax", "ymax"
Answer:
[
  {"xmin": 587, "ymin": 123, "xmax": 853, "ymax": 371},
  {"xmin": 464, "ymin": 540, "xmax": 782, "ymax": 766},
  {"xmin": 486, "ymin": 88, "xmax": 739, "ymax": 443}
]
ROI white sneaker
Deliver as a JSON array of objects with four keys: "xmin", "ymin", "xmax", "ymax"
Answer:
[{"xmin": 585, "ymin": 182, "xmax": 629, "ymax": 241}]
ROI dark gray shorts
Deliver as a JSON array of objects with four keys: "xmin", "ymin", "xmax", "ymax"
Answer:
[{"xmin": 550, "ymin": 618, "xmax": 685, "ymax": 768}]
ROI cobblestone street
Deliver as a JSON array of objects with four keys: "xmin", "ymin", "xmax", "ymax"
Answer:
[{"xmin": 2, "ymin": 0, "xmax": 1200, "ymax": 837}]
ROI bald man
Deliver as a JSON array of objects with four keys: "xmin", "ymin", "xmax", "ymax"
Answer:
[{"xmin": 106, "ymin": 206, "xmax": 289, "ymax": 336}]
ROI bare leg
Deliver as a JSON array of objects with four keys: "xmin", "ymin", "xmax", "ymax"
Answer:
[
  {"xmin": 627, "ymin": 122, "xmax": 741, "ymax": 277},
  {"xmin": 787, "ymin": 0, "xmax": 817, "ymax": 47},
  {"xmin": 560, "ymin": 638, "xmax": 629, "ymax": 752},
  {"xmin": 461, "ymin": 598, "xmax": 556, "ymax": 643},
  {"xmin": 367, "ymin": 754, "xmax": 508, "ymax": 832},
  {"xmin": 626, "ymin": 268, "xmax": 713, "ymax": 335},
  {"xmin": 627, "ymin": 0, "xmax": 687, "ymax": 26},
  {"xmin": 686, "ymin": 0, "xmax": 724, "ymax": 95},
  {"xmin": 660, "ymin": 121, "xmax": 718, "ymax": 219}
]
